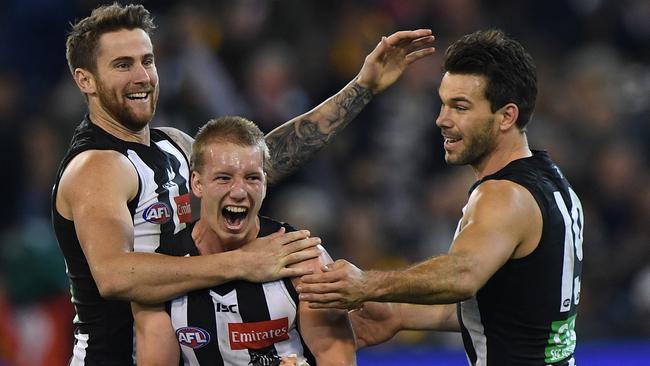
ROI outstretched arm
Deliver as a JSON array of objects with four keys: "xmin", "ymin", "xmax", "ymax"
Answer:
[
  {"xmin": 55, "ymin": 150, "xmax": 322, "ymax": 304},
  {"xmin": 350, "ymin": 302, "xmax": 459, "ymax": 348},
  {"xmin": 265, "ymin": 29, "xmax": 435, "ymax": 183},
  {"xmin": 297, "ymin": 180, "xmax": 542, "ymax": 308}
]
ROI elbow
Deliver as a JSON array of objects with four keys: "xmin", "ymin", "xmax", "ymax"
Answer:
[
  {"xmin": 93, "ymin": 268, "xmax": 132, "ymax": 300},
  {"xmin": 451, "ymin": 272, "xmax": 482, "ymax": 301}
]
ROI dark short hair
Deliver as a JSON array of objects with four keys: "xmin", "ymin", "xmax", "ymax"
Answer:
[
  {"xmin": 65, "ymin": 3, "xmax": 156, "ymax": 74},
  {"xmin": 444, "ymin": 29, "xmax": 537, "ymax": 129},
  {"xmin": 191, "ymin": 116, "xmax": 270, "ymax": 173}
]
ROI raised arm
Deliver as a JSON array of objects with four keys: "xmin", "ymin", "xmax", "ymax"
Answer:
[
  {"xmin": 55, "ymin": 150, "xmax": 322, "ymax": 304},
  {"xmin": 297, "ymin": 180, "xmax": 542, "ymax": 308},
  {"xmin": 264, "ymin": 29, "xmax": 435, "ymax": 183},
  {"xmin": 291, "ymin": 247, "xmax": 356, "ymax": 365}
]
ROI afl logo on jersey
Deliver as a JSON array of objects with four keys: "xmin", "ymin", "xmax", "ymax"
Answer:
[
  {"xmin": 176, "ymin": 326, "xmax": 211, "ymax": 349},
  {"xmin": 143, "ymin": 202, "xmax": 171, "ymax": 224}
]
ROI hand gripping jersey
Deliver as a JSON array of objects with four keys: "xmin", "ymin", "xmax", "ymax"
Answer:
[
  {"xmin": 458, "ymin": 151, "xmax": 583, "ymax": 365},
  {"xmin": 159, "ymin": 217, "xmax": 316, "ymax": 366},
  {"xmin": 51, "ymin": 117, "xmax": 192, "ymax": 365}
]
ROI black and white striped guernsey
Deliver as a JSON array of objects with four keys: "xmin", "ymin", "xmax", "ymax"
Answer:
[
  {"xmin": 159, "ymin": 217, "xmax": 316, "ymax": 366},
  {"xmin": 51, "ymin": 116, "xmax": 192, "ymax": 365},
  {"xmin": 457, "ymin": 150, "xmax": 583, "ymax": 365}
]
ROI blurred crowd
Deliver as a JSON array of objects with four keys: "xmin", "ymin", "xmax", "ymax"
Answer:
[{"xmin": 0, "ymin": 0, "xmax": 649, "ymax": 365}]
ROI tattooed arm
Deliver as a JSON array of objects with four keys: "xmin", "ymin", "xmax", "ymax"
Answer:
[{"xmin": 265, "ymin": 29, "xmax": 436, "ymax": 184}]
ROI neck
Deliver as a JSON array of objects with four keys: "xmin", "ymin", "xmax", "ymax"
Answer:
[
  {"xmin": 88, "ymin": 103, "xmax": 150, "ymax": 145},
  {"xmin": 472, "ymin": 132, "xmax": 531, "ymax": 179}
]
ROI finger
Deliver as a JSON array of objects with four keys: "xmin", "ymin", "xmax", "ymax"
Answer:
[
  {"xmin": 283, "ymin": 237, "xmax": 321, "ymax": 254},
  {"xmin": 300, "ymin": 270, "xmax": 344, "ymax": 284},
  {"xmin": 283, "ymin": 247, "xmax": 321, "ymax": 265},
  {"xmin": 307, "ymin": 300, "xmax": 350, "ymax": 310},
  {"xmin": 278, "ymin": 266, "xmax": 314, "ymax": 278},
  {"xmin": 404, "ymin": 35, "xmax": 435, "ymax": 54},
  {"xmin": 385, "ymin": 29, "xmax": 433, "ymax": 47},
  {"xmin": 365, "ymin": 36, "xmax": 390, "ymax": 62},
  {"xmin": 295, "ymin": 282, "xmax": 341, "ymax": 294},
  {"xmin": 275, "ymin": 229, "xmax": 311, "ymax": 246},
  {"xmin": 405, "ymin": 47, "xmax": 436, "ymax": 65}
]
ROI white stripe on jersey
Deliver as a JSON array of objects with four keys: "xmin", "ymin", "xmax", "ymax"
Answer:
[
  {"xmin": 70, "ymin": 332, "xmax": 89, "ymax": 366},
  {"xmin": 155, "ymin": 139, "xmax": 190, "ymax": 234},
  {"xmin": 128, "ymin": 150, "xmax": 162, "ymax": 253},
  {"xmin": 171, "ymin": 296, "xmax": 201, "ymax": 366},
  {"xmin": 263, "ymin": 281, "xmax": 306, "ymax": 363},
  {"xmin": 209, "ymin": 289, "xmax": 251, "ymax": 365},
  {"xmin": 460, "ymin": 297, "xmax": 487, "ymax": 366}
]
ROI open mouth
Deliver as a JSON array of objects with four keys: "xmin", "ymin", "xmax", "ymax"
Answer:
[{"xmin": 222, "ymin": 206, "xmax": 249, "ymax": 229}]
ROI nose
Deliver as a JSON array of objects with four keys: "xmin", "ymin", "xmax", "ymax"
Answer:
[
  {"xmin": 436, "ymin": 105, "xmax": 451, "ymax": 128},
  {"xmin": 228, "ymin": 178, "xmax": 247, "ymax": 200},
  {"xmin": 132, "ymin": 63, "xmax": 151, "ymax": 84}
]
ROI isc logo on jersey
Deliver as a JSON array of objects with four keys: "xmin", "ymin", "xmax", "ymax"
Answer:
[
  {"xmin": 143, "ymin": 202, "xmax": 171, "ymax": 224},
  {"xmin": 176, "ymin": 326, "xmax": 211, "ymax": 349}
]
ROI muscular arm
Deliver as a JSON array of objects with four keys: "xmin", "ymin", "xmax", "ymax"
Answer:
[
  {"xmin": 291, "ymin": 247, "xmax": 356, "ymax": 365},
  {"xmin": 299, "ymin": 180, "xmax": 542, "ymax": 308},
  {"xmin": 265, "ymin": 29, "xmax": 435, "ymax": 184},
  {"xmin": 56, "ymin": 150, "xmax": 321, "ymax": 304}
]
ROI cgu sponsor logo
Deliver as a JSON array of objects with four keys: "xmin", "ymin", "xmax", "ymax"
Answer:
[
  {"xmin": 143, "ymin": 201, "xmax": 171, "ymax": 224},
  {"xmin": 177, "ymin": 326, "xmax": 211, "ymax": 349},
  {"xmin": 228, "ymin": 318, "xmax": 289, "ymax": 350},
  {"xmin": 174, "ymin": 193, "xmax": 192, "ymax": 223}
]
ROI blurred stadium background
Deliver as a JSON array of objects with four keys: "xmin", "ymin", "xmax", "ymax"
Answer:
[{"xmin": 0, "ymin": 0, "xmax": 649, "ymax": 365}]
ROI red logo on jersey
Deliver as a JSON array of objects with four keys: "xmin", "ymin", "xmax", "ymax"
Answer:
[
  {"xmin": 228, "ymin": 318, "xmax": 289, "ymax": 350},
  {"xmin": 143, "ymin": 202, "xmax": 171, "ymax": 224},
  {"xmin": 174, "ymin": 193, "xmax": 192, "ymax": 223}
]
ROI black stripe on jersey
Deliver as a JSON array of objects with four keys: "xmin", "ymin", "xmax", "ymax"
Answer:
[
  {"xmin": 283, "ymin": 277, "xmax": 316, "ymax": 366},
  {"xmin": 236, "ymin": 281, "xmax": 282, "ymax": 364},
  {"xmin": 187, "ymin": 290, "xmax": 224, "ymax": 365},
  {"xmin": 458, "ymin": 304, "xmax": 477, "ymax": 364}
]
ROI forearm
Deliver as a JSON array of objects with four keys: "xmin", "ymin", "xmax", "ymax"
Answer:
[
  {"xmin": 264, "ymin": 78, "xmax": 372, "ymax": 183},
  {"xmin": 366, "ymin": 254, "xmax": 477, "ymax": 305},
  {"xmin": 398, "ymin": 303, "xmax": 460, "ymax": 332},
  {"xmin": 95, "ymin": 250, "xmax": 246, "ymax": 304}
]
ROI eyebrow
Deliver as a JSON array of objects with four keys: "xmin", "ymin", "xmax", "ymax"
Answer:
[{"xmin": 110, "ymin": 53, "xmax": 154, "ymax": 64}]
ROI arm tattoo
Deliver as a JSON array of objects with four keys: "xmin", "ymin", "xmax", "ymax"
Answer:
[{"xmin": 265, "ymin": 81, "xmax": 372, "ymax": 184}]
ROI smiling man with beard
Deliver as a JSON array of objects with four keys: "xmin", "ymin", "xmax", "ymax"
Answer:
[{"xmin": 52, "ymin": 3, "xmax": 435, "ymax": 365}]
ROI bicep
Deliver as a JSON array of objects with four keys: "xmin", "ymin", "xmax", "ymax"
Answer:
[
  {"xmin": 59, "ymin": 151, "xmax": 138, "ymax": 277},
  {"xmin": 449, "ymin": 181, "xmax": 540, "ymax": 292}
]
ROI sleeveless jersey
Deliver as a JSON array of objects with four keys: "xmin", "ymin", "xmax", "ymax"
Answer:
[
  {"xmin": 457, "ymin": 150, "xmax": 583, "ymax": 365},
  {"xmin": 51, "ymin": 117, "xmax": 192, "ymax": 365},
  {"xmin": 159, "ymin": 217, "xmax": 316, "ymax": 366}
]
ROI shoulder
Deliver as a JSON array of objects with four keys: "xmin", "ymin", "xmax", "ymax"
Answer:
[
  {"xmin": 468, "ymin": 179, "xmax": 537, "ymax": 214},
  {"xmin": 57, "ymin": 150, "xmax": 139, "ymax": 216},
  {"xmin": 156, "ymin": 127, "xmax": 194, "ymax": 158},
  {"xmin": 259, "ymin": 216, "xmax": 298, "ymax": 235}
]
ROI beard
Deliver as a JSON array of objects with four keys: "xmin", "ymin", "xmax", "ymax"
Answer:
[
  {"xmin": 96, "ymin": 79, "xmax": 158, "ymax": 132},
  {"xmin": 446, "ymin": 117, "xmax": 498, "ymax": 167}
]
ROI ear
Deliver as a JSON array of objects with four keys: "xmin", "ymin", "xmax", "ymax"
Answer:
[
  {"xmin": 497, "ymin": 103, "xmax": 519, "ymax": 131},
  {"xmin": 73, "ymin": 68, "xmax": 96, "ymax": 95},
  {"xmin": 191, "ymin": 171, "xmax": 203, "ymax": 198}
]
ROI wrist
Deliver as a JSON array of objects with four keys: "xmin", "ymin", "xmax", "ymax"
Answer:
[{"xmin": 351, "ymin": 76, "xmax": 377, "ymax": 97}]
